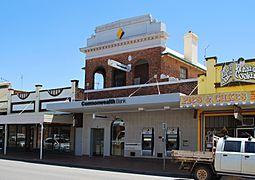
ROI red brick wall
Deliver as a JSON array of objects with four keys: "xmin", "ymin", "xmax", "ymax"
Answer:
[
  {"xmin": 161, "ymin": 55, "xmax": 205, "ymax": 80},
  {"xmin": 85, "ymin": 47, "xmax": 164, "ymax": 90},
  {"xmin": 83, "ymin": 46, "xmax": 204, "ymax": 100}
]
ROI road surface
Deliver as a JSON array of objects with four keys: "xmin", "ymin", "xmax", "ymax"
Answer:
[{"xmin": 0, "ymin": 159, "xmax": 190, "ymax": 180}]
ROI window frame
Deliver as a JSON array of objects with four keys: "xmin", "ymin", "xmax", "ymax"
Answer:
[
  {"xmin": 223, "ymin": 140, "xmax": 241, "ymax": 152},
  {"xmin": 245, "ymin": 141, "xmax": 255, "ymax": 153},
  {"xmin": 180, "ymin": 67, "xmax": 188, "ymax": 80}
]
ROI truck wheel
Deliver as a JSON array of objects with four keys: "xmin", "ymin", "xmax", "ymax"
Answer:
[{"xmin": 193, "ymin": 165, "xmax": 213, "ymax": 180}]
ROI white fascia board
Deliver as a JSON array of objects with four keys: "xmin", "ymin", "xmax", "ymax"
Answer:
[{"xmin": 47, "ymin": 93, "xmax": 181, "ymax": 113}]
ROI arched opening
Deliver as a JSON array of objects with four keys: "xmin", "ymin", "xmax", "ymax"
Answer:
[
  {"xmin": 134, "ymin": 60, "xmax": 149, "ymax": 85},
  {"xmin": 112, "ymin": 69, "xmax": 126, "ymax": 87},
  {"xmin": 93, "ymin": 67, "xmax": 106, "ymax": 89},
  {"xmin": 111, "ymin": 118, "xmax": 125, "ymax": 156}
]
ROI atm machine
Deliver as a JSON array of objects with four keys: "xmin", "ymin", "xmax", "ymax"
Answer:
[
  {"xmin": 166, "ymin": 127, "xmax": 179, "ymax": 156},
  {"xmin": 141, "ymin": 128, "xmax": 154, "ymax": 156}
]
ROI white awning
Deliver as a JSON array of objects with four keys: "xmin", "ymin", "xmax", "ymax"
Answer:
[
  {"xmin": 47, "ymin": 93, "xmax": 182, "ymax": 114},
  {"xmin": 0, "ymin": 113, "xmax": 73, "ymax": 124}
]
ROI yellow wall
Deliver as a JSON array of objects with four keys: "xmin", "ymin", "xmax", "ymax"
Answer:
[{"xmin": 198, "ymin": 57, "xmax": 255, "ymax": 94}]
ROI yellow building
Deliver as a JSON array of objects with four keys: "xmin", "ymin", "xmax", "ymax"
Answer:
[{"xmin": 181, "ymin": 57, "xmax": 255, "ymax": 151}]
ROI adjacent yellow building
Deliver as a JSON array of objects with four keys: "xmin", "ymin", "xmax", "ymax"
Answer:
[{"xmin": 181, "ymin": 57, "xmax": 255, "ymax": 151}]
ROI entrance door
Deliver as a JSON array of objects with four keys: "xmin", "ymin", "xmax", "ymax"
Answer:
[
  {"xmin": 236, "ymin": 128, "xmax": 254, "ymax": 138},
  {"xmin": 242, "ymin": 141, "xmax": 255, "ymax": 175},
  {"xmin": 111, "ymin": 119, "xmax": 125, "ymax": 156},
  {"xmin": 0, "ymin": 125, "xmax": 4, "ymax": 152},
  {"xmin": 220, "ymin": 140, "xmax": 242, "ymax": 173},
  {"xmin": 91, "ymin": 128, "xmax": 104, "ymax": 156}
]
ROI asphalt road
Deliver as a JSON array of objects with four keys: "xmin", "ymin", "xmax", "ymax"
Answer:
[{"xmin": 0, "ymin": 159, "xmax": 191, "ymax": 180}]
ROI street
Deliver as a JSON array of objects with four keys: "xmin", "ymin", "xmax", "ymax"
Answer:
[{"xmin": 0, "ymin": 159, "xmax": 190, "ymax": 180}]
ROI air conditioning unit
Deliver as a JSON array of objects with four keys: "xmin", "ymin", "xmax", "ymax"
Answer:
[
  {"xmin": 134, "ymin": 78, "xmax": 141, "ymax": 85},
  {"xmin": 242, "ymin": 117, "xmax": 254, "ymax": 126}
]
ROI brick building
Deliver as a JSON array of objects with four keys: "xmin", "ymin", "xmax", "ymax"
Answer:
[{"xmin": 49, "ymin": 15, "xmax": 206, "ymax": 158}]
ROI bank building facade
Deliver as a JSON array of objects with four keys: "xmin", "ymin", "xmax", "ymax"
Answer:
[{"xmin": 48, "ymin": 14, "xmax": 205, "ymax": 158}]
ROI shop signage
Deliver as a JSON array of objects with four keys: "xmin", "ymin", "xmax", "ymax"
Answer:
[
  {"xmin": 81, "ymin": 98, "xmax": 126, "ymax": 106},
  {"xmin": 221, "ymin": 59, "xmax": 255, "ymax": 86},
  {"xmin": 180, "ymin": 92, "xmax": 251, "ymax": 107}
]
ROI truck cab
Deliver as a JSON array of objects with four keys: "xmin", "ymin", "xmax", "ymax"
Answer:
[{"xmin": 214, "ymin": 136, "xmax": 255, "ymax": 177}]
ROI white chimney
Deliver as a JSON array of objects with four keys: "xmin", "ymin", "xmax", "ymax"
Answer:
[{"xmin": 184, "ymin": 31, "xmax": 198, "ymax": 64}]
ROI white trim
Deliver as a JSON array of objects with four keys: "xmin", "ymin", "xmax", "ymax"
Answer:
[
  {"xmin": 95, "ymin": 14, "xmax": 152, "ymax": 33},
  {"xmin": 84, "ymin": 78, "xmax": 197, "ymax": 93},
  {"xmin": 81, "ymin": 32, "xmax": 168, "ymax": 60},
  {"xmin": 86, "ymin": 44, "xmax": 165, "ymax": 60}
]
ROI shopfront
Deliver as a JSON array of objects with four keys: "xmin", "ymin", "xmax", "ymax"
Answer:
[
  {"xmin": 0, "ymin": 113, "xmax": 75, "ymax": 157},
  {"xmin": 48, "ymin": 93, "xmax": 199, "ymax": 158},
  {"xmin": 181, "ymin": 57, "xmax": 255, "ymax": 151}
]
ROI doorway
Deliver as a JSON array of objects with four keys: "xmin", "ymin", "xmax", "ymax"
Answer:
[
  {"xmin": 91, "ymin": 128, "xmax": 104, "ymax": 156},
  {"xmin": 236, "ymin": 128, "xmax": 254, "ymax": 138},
  {"xmin": 111, "ymin": 119, "xmax": 125, "ymax": 156}
]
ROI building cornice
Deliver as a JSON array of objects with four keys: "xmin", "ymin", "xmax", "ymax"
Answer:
[{"xmin": 80, "ymin": 31, "xmax": 168, "ymax": 55}]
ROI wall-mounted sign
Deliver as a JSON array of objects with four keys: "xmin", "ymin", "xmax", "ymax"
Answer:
[
  {"xmin": 81, "ymin": 98, "xmax": 126, "ymax": 106},
  {"xmin": 180, "ymin": 91, "xmax": 251, "ymax": 108},
  {"xmin": 117, "ymin": 28, "xmax": 125, "ymax": 39},
  {"xmin": 108, "ymin": 59, "xmax": 131, "ymax": 72},
  {"xmin": 221, "ymin": 58, "xmax": 255, "ymax": 86}
]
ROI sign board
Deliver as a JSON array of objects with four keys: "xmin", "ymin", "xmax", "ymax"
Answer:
[
  {"xmin": 108, "ymin": 59, "xmax": 131, "ymax": 72},
  {"xmin": 180, "ymin": 92, "xmax": 251, "ymax": 107},
  {"xmin": 221, "ymin": 59, "xmax": 255, "ymax": 86}
]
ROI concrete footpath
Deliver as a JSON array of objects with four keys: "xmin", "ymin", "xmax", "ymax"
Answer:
[{"xmin": 0, "ymin": 152, "xmax": 191, "ymax": 179}]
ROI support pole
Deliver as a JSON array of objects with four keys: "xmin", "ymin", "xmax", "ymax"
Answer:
[
  {"xmin": 40, "ymin": 123, "xmax": 44, "ymax": 160},
  {"xmin": 4, "ymin": 124, "xmax": 7, "ymax": 155}
]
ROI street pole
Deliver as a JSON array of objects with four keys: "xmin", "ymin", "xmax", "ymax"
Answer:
[
  {"xmin": 4, "ymin": 124, "xmax": 7, "ymax": 155},
  {"xmin": 40, "ymin": 123, "xmax": 44, "ymax": 160},
  {"xmin": 162, "ymin": 123, "xmax": 167, "ymax": 170}
]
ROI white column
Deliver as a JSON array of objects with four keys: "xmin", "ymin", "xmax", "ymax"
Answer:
[
  {"xmin": 40, "ymin": 123, "xmax": 44, "ymax": 160},
  {"xmin": 4, "ymin": 124, "xmax": 7, "ymax": 155}
]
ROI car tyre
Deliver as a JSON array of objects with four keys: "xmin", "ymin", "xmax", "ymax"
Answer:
[{"xmin": 193, "ymin": 165, "xmax": 213, "ymax": 180}]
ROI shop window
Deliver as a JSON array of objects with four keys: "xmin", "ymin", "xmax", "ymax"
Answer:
[
  {"xmin": 112, "ymin": 69, "xmax": 126, "ymax": 87},
  {"xmin": 245, "ymin": 142, "xmax": 255, "ymax": 153},
  {"xmin": 223, "ymin": 141, "xmax": 241, "ymax": 152},
  {"xmin": 43, "ymin": 125, "xmax": 72, "ymax": 152},
  {"xmin": 180, "ymin": 67, "xmax": 188, "ymax": 80},
  {"xmin": 111, "ymin": 119, "xmax": 125, "ymax": 156},
  {"xmin": 134, "ymin": 60, "xmax": 149, "ymax": 85},
  {"xmin": 93, "ymin": 67, "xmax": 106, "ymax": 89}
]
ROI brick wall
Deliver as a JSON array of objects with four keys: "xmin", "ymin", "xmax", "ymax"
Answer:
[
  {"xmin": 85, "ymin": 47, "xmax": 164, "ymax": 90},
  {"xmin": 161, "ymin": 55, "xmax": 205, "ymax": 80}
]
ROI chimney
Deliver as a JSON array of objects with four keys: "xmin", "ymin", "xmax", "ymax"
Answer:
[
  {"xmin": 71, "ymin": 80, "xmax": 79, "ymax": 101},
  {"xmin": 184, "ymin": 31, "xmax": 198, "ymax": 64}
]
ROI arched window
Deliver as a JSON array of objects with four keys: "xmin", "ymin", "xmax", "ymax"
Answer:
[
  {"xmin": 93, "ymin": 67, "xmax": 106, "ymax": 89},
  {"xmin": 134, "ymin": 60, "xmax": 149, "ymax": 85}
]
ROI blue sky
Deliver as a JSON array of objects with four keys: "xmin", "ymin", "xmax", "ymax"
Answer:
[{"xmin": 0, "ymin": 0, "xmax": 254, "ymax": 90}]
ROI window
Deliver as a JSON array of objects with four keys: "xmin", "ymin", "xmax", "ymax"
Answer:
[
  {"xmin": 134, "ymin": 60, "xmax": 149, "ymax": 84},
  {"xmin": 245, "ymin": 142, "xmax": 255, "ymax": 153},
  {"xmin": 223, "ymin": 141, "xmax": 241, "ymax": 152},
  {"xmin": 180, "ymin": 67, "xmax": 188, "ymax": 80},
  {"xmin": 113, "ymin": 69, "xmax": 126, "ymax": 87},
  {"xmin": 93, "ymin": 67, "xmax": 106, "ymax": 89}
]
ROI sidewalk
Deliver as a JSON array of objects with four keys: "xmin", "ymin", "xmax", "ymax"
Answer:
[{"xmin": 0, "ymin": 151, "xmax": 191, "ymax": 179}]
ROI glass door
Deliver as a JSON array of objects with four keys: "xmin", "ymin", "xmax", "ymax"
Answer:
[{"xmin": 91, "ymin": 128, "xmax": 104, "ymax": 156}]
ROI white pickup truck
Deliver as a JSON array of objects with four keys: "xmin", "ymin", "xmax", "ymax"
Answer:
[{"xmin": 171, "ymin": 136, "xmax": 255, "ymax": 180}]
